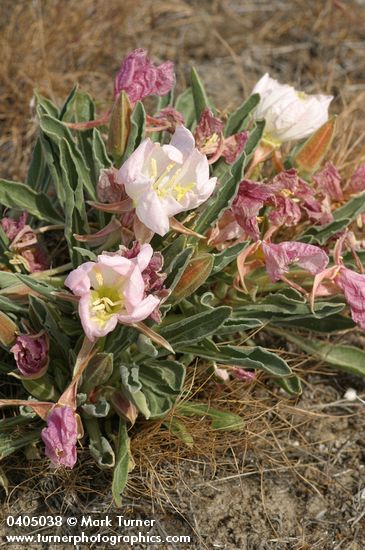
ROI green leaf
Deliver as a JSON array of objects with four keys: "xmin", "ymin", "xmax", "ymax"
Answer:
[
  {"xmin": 277, "ymin": 331, "xmax": 365, "ymax": 377},
  {"xmin": 27, "ymin": 138, "xmax": 51, "ymax": 193},
  {"xmin": 163, "ymin": 418, "xmax": 194, "ymax": 447},
  {"xmin": 85, "ymin": 418, "xmax": 115, "ymax": 469},
  {"xmin": 164, "ymin": 247, "xmax": 193, "ymax": 291},
  {"xmin": 38, "ymin": 111, "xmax": 96, "ymax": 200},
  {"xmin": 121, "ymin": 101, "xmax": 146, "ymax": 164},
  {"xmin": 0, "ymin": 430, "xmax": 41, "ymax": 460},
  {"xmin": 80, "ymin": 353, "xmax": 113, "ymax": 394},
  {"xmin": 243, "ymin": 119, "xmax": 265, "ymax": 162},
  {"xmin": 224, "ymin": 94, "xmax": 260, "ymax": 136},
  {"xmin": 178, "ymin": 342, "xmax": 292, "ymax": 377},
  {"xmin": 176, "ymin": 403, "xmax": 244, "ymax": 431},
  {"xmin": 174, "ymin": 88, "xmax": 196, "ymax": 130},
  {"xmin": 0, "ymin": 179, "xmax": 63, "ymax": 224},
  {"xmin": 191, "ymin": 67, "xmax": 212, "ymax": 120},
  {"xmin": 212, "ymin": 242, "xmax": 248, "ymax": 274},
  {"xmin": 22, "ymin": 374, "xmax": 60, "ymax": 402},
  {"xmin": 193, "ymin": 149, "xmax": 246, "ymax": 235},
  {"xmin": 138, "ymin": 360, "xmax": 186, "ymax": 418},
  {"xmin": 112, "ymin": 419, "xmax": 131, "ymax": 507},
  {"xmin": 158, "ymin": 306, "xmax": 231, "ymax": 345}
]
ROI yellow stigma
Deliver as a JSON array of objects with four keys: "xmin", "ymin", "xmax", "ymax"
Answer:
[
  {"xmin": 90, "ymin": 286, "xmax": 124, "ymax": 327},
  {"xmin": 150, "ymin": 158, "xmax": 196, "ymax": 202},
  {"xmin": 297, "ymin": 91, "xmax": 307, "ymax": 100}
]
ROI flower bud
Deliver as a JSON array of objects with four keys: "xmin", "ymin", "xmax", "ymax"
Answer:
[{"xmin": 10, "ymin": 333, "xmax": 49, "ymax": 378}]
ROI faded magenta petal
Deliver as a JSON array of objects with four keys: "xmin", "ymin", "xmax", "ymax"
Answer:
[
  {"xmin": 347, "ymin": 164, "xmax": 365, "ymax": 195},
  {"xmin": 336, "ymin": 268, "xmax": 365, "ymax": 331},
  {"xmin": 232, "ymin": 180, "xmax": 274, "ymax": 240},
  {"xmin": 114, "ymin": 49, "xmax": 175, "ymax": 103},
  {"xmin": 313, "ymin": 162, "xmax": 343, "ymax": 201},
  {"xmin": 262, "ymin": 241, "xmax": 329, "ymax": 282},
  {"xmin": 41, "ymin": 407, "xmax": 78, "ymax": 469}
]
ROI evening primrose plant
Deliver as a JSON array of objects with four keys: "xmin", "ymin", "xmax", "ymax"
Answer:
[{"xmin": 1, "ymin": 49, "xmax": 365, "ymax": 505}]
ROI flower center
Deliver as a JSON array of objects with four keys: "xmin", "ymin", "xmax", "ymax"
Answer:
[
  {"xmin": 90, "ymin": 270, "xmax": 124, "ymax": 326},
  {"xmin": 150, "ymin": 158, "xmax": 195, "ymax": 202}
]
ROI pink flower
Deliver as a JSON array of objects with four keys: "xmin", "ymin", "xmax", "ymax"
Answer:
[
  {"xmin": 346, "ymin": 164, "xmax": 365, "ymax": 194},
  {"xmin": 64, "ymin": 245, "xmax": 161, "ymax": 341},
  {"xmin": 313, "ymin": 162, "xmax": 343, "ymax": 201},
  {"xmin": 114, "ymin": 49, "xmax": 175, "ymax": 103},
  {"xmin": 41, "ymin": 407, "xmax": 78, "ymax": 469},
  {"xmin": 335, "ymin": 268, "xmax": 365, "ymax": 330},
  {"xmin": 10, "ymin": 333, "xmax": 49, "ymax": 378},
  {"xmin": 1, "ymin": 212, "xmax": 27, "ymax": 241},
  {"xmin": 121, "ymin": 241, "xmax": 169, "ymax": 322},
  {"xmin": 117, "ymin": 126, "xmax": 217, "ymax": 236},
  {"xmin": 262, "ymin": 241, "xmax": 329, "ymax": 282},
  {"xmin": 232, "ymin": 180, "xmax": 275, "ymax": 240},
  {"xmin": 1, "ymin": 212, "xmax": 48, "ymax": 273},
  {"xmin": 147, "ymin": 107, "xmax": 185, "ymax": 133},
  {"xmin": 194, "ymin": 108, "xmax": 248, "ymax": 164},
  {"xmin": 96, "ymin": 167, "xmax": 126, "ymax": 204}
]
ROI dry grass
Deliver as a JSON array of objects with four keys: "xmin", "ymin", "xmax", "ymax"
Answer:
[{"xmin": 1, "ymin": 0, "xmax": 365, "ymax": 547}]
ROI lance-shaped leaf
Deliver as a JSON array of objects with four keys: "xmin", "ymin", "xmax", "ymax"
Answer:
[
  {"xmin": 0, "ymin": 311, "xmax": 18, "ymax": 346},
  {"xmin": 22, "ymin": 374, "xmax": 60, "ymax": 402},
  {"xmin": 163, "ymin": 417, "xmax": 194, "ymax": 447},
  {"xmin": 174, "ymin": 87, "xmax": 195, "ymax": 129},
  {"xmin": 112, "ymin": 419, "xmax": 133, "ymax": 507},
  {"xmin": 120, "ymin": 101, "xmax": 146, "ymax": 164},
  {"xmin": 80, "ymin": 353, "xmax": 113, "ymax": 394},
  {"xmin": 191, "ymin": 67, "xmax": 213, "ymax": 120},
  {"xmin": 85, "ymin": 418, "xmax": 115, "ymax": 469},
  {"xmin": 294, "ymin": 116, "xmax": 336, "ymax": 174},
  {"xmin": 138, "ymin": 360, "xmax": 186, "ymax": 418},
  {"xmin": 212, "ymin": 242, "xmax": 249, "ymax": 274},
  {"xmin": 176, "ymin": 403, "xmax": 244, "ymax": 431},
  {"xmin": 275, "ymin": 330, "xmax": 365, "ymax": 377},
  {"xmin": 108, "ymin": 91, "xmax": 132, "ymax": 165},
  {"xmin": 0, "ymin": 179, "xmax": 63, "ymax": 224},
  {"xmin": 158, "ymin": 306, "xmax": 231, "ymax": 346},
  {"xmin": 0, "ymin": 430, "xmax": 42, "ymax": 460},
  {"xmin": 169, "ymin": 253, "xmax": 214, "ymax": 304},
  {"xmin": 224, "ymin": 94, "xmax": 260, "ymax": 136}
]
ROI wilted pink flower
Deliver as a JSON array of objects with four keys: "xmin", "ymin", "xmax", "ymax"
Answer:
[
  {"xmin": 96, "ymin": 167, "xmax": 126, "ymax": 204},
  {"xmin": 232, "ymin": 180, "xmax": 275, "ymax": 240},
  {"xmin": 269, "ymin": 168, "xmax": 332, "ymax": 226},
  {"xmin": 121, "ymin": 241, "xmax": 169, "ymax": 322},
  {"xmin": 262, "ymin": 241, "xmax": 329, "ymax": 282},
  {"xmin": 41, "ymin": 407, "xmax": 78, "ymax": 469},
  {"xmin": 346, "ymin": 164, "xmax": 365, "ymax": 194},
  {"xmin": 269, "ymin": 196, "xmax": 301, "ymax": 227},
  {"xmin": 65, "ymin": 244, "xmax": 161, "ymax": 341},
  {"xmin": 313, "ymin": 162, "xmax": 343, "ymax": 201},
  {"xmin": 10, "ymin": 333, "xmax": 49, "ymax": 378},
  {"xmin": 222, "ymin": 132, "xmax": 248, "ymax": 164},
  {"xmin": 117, "ymin": 126, "xmax": 217, "ymax": 236},
  {"xmin": 194, "ymin": 108, "xmax": 248, "ymax": 164},
  {"xmin": 1, "ymin": 212, "xmax": 27, "ymax": 241},
  {"xmin": 114, "ymin": 49, "xmax": 175, "ymax": 103},
  {"xmin": 1, "ymin": 212, "xmax": 48, "ymax": 273},
  {"xmin": 147, "ymin": 107, "xmax": 185, "ymax": 133},
  {"xmin": 335, "ymin": 268, "xmax": 365, "ymax": 330}
]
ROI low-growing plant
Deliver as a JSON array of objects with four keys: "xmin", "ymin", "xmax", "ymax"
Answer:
[{"xmin": 1, "ymin": 50, "xmax": 365, "ymax": 505}]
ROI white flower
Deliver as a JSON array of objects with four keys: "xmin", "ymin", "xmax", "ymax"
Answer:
[
  {"xmin": 252, "ymin": 73, "xmax": 333, "ymax": 144},
  {"xmin": 117, "ymin": 127, "xmax": 217, "ymax": 236}
]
